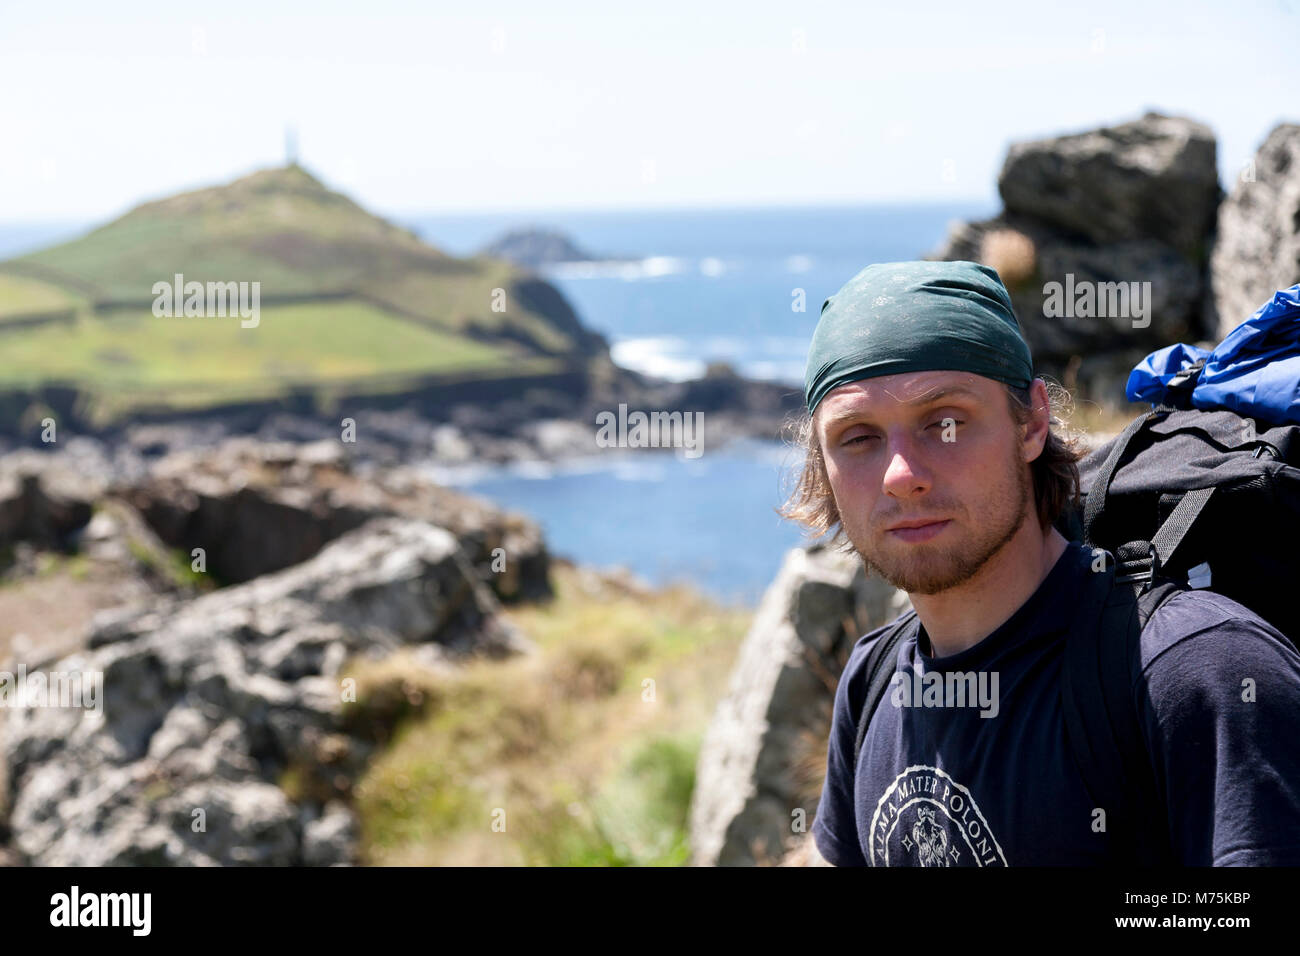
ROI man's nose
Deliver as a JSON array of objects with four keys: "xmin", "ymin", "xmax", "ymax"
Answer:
[{"xmin": 881, "ymin": 433, "xmax": 931, "ymax": 498}]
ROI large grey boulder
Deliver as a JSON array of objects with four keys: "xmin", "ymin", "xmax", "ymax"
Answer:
[
  {"xmin": 934, "ymin": 212, "xmax": 1202, "ymax": 362},
  {"xmin": 0, "ymin": 452, "xmax": 98, "ymax": 550},
  {"xmin": 929, "ymin": 113, "xmax": 1224, "ymax": 401},
  {"xmin": 3, "ymin": 517, "xmax": 528, "ymax": 866},
  {"xmin": 998, "ymin": 112, "xmax": 1219, "ymax": 257},
  {"xmin": 688, "ymin": 544, "xmax": 909, "ymax": 867},
  {"xmin": 117, "ymin": 438, "xmax": 550, "ymax": 602},
  {"xmin": 1209, "ymin": 124, "xmax": 1300, "ymax": 339}
]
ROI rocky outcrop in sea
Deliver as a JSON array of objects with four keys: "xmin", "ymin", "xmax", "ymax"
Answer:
[{"xmin": 480, "ymin": 228, "xmax": 616, "ymax": 268}]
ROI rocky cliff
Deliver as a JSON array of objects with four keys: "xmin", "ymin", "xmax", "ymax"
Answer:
[
  {"xmin": 1208, "ymin": 124, "xmax": 1300, "ymax": 339},
  {"xmin": 0, "ymin": 442, "xmax": 548, "ymax": 865}
]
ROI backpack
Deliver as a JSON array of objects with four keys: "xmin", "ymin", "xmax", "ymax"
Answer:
[{"xmin": 848, "ymin": 286, "xmax": 1300, "ymax": 866}]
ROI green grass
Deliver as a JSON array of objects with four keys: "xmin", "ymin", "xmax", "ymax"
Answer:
[
  {"xmin": 125, "ymin": 538, "xmax": 218, "ymax": 592},
  {"xmin": 0, "ymin": 273, "xmax": 82, "ymax": 319},
  {"xmin": 347, "ymin": 563, "xmax": 752, "ymax": 866},
  {"xmin": 355, "ymin": 256, "xmax": 574, "ymax": 353},
  {"xmin": 0, "ymin": 299, "xmax": 542, "ymax": 420},
  {"xmin": 521, "ymin": 732, "xmax": 700, "ymax": 866}
]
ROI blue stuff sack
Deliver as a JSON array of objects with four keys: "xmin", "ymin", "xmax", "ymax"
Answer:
[{"xmin": 1126, "ymin": 283, "xmax": 1300, "ymax": 425}]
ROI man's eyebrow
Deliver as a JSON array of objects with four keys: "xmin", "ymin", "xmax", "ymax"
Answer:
[{"xmin": 819, "ymin": 385, "xmax": 982, "ymax": 430}]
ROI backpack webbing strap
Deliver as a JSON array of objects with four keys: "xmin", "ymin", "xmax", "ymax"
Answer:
[
  {"xmin": 1150, "ymin": 486, "xmax": 1216, "ymax": 575},
  {"xmin": 1061, "ymin": 562, "xmax": 1182, "ymax": 865},
  {"xmin": 1083, "ymin": 409, "xmax": 1167, "ymax": 547},
  {"xmin": 850, "ymin": 610, "xmax": 919, "ymax": 779}
]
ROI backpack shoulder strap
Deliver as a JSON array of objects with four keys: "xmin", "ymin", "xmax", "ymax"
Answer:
[
  {"xmin": 1061, "ymin": 557, "xmax": 1183, "ymax": 865},
  {"xmin": 851, "ymin": 609, "xmax": 919, "ymax": 777}
]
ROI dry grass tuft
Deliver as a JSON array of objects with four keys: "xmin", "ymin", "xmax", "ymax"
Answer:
[{"xmin": 979, "ymin": 228, "xmax": 1037, "ymax": 288}]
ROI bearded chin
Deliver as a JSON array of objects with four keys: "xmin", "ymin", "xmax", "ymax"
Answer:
[{"xmin": 852, "ymin": 461, "xmax": 1032, "ymax": 596}]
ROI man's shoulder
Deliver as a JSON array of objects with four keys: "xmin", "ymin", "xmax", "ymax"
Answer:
[
  {"xmin": 1134, "ymin": 587, "xmax": 1300, "ymax": 867},
  {"xmin": 1138, "ymin": 587, "xmax": 1300, "ymax": 680}
]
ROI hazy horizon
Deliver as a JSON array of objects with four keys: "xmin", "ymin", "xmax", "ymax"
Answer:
[{"xmin": 0, "ymin": 190, "xmax": 999, "ymax": 262}]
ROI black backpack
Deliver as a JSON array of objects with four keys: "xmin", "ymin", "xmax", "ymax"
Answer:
[{"xmin": 849, "ymin": 375, "xmax": 1300, "ymax": 865}]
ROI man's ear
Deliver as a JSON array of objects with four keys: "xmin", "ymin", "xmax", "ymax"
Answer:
[{"xmin": 1021, "ymin": 379, "xmax": 1051, "ymax": 463}]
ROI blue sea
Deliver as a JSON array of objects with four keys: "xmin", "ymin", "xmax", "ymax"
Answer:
[{"xmin": 408, "ymin": 202, "xmax": 994, "ymax": 606}]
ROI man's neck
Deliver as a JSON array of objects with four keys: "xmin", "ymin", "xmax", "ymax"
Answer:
[{"xmin": 912, "ymin": 523, "xmax": 1070, "ymax": 658}]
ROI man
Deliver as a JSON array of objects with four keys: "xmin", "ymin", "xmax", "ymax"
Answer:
[{"xmin": 784, "ymin": 260, "xmax": 1300, "ymax": 866}]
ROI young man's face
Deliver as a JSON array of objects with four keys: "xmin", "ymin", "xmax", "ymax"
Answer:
[{"xmin": 815, "ymin": 369, "xmax": 1036, "ymax": 596}]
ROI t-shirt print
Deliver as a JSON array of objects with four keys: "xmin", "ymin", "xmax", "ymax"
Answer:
[{"xmin": 867, "ymin": 765, "xmax": 1007, "ymax": 866}]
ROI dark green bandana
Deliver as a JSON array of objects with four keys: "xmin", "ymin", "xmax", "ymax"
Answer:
[{"xmin": 804, "ymin": 260, "xmax": 1034, "ymax": 413}]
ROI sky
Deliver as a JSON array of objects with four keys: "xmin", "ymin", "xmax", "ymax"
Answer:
[{"xmin": 2, "ymin": 0, "xmax": 1298, "ymax": 223}]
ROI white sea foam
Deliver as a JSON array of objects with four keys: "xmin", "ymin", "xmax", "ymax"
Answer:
[
  {"xmin": 611, "ymin": 459, "xmax": 669, "ymax": 482},
  {"xmin": 610, "ymin": 334, "xmax": 807, "ymax": 386},
  {"xmin": 545, "ymin": 256, "xmax": 686, "ymax": 281},
  {"xmin": 610, "ymin": 337, "xmax": 706, "ymax": 381},
  {"xmin": 744, "ymin": 359, "xmax": 807, "ymax": 384},
  {"xmin": 419, "ymin": 453, "xmax": 616, "ymax": 487}
]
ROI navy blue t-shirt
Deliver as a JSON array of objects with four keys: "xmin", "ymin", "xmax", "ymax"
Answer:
[{"xmin": 812, "ymin": 540, "xmax": 1300, "ymax": 866}]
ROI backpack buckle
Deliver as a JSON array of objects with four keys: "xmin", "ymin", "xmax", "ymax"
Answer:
[
  {"xmin": 1162, "ymin": 358, "xmax": 1206, "ymax": 408},
  {"xmin": 1114, "ymin": 568, "xmax": 1152, "ymax": 584},
  {"xmin": 1113, "ymin": 543, "xmax": 1155, "ymax": 584}
]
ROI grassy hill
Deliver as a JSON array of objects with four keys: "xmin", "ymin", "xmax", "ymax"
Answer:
[{"xmin": 0, "ymin": 165, "xmax": 606, "ymax": 426}]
